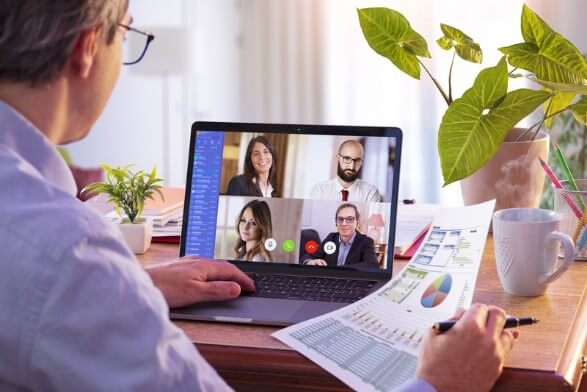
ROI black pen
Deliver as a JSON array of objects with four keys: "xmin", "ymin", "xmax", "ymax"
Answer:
[
  {"xmin": 432, "ymin": 316, "xmax": 539, "ymax": 334},
  {"xmin": 402, "ymin": 198, "xmax": 416, "ymax": 205}
]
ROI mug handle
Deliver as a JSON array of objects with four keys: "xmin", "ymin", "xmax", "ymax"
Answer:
[{"xmin": 539, "ymin": 232, "xmax": 575, "ymax": 285}]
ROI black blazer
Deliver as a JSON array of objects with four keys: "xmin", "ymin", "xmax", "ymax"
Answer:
[
  {"xmin": 301, "ymin": 231, "xmax": 379, "ymax": 270},
  {"xmin": 225, "ymin": 174, "xmax": 277, "ymax": 197}
]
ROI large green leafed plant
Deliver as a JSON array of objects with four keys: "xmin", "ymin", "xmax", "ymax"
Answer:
[
  {"xmin": 82, "ymin": 164, "xmax": 164, "ymax": 224},
  {"xmin": 358, "ymin": 4, "xmax": 587, "ymax": 186}
]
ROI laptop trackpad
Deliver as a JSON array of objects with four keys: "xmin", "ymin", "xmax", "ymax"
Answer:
[
  {"xmin": 171, "ymin": 296, "xmax": 344, "ymax": 326},
  {"xmin": 171, "ymin": 297, "xmax": 303, "ymax": 325}
]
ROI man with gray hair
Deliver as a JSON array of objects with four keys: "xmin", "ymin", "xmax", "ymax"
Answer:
[
  {"xmin": 0, "ymin": 1, "xmax": 253, "ymax": 390},
  {"xmin": 0, "ymin": 1, "xmax": 517, "ymax": 391}
]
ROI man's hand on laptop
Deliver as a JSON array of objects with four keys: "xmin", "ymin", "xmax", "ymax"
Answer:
[
  {"xmin": 146, "ymin": 257, "xmax": 256, "ymax": 308},
  {"xmin": 304, "ymin": 259, "xmax": 327, "ymax": 266}
]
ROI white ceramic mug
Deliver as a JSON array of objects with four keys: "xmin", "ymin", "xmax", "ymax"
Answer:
[{"xmin": 493, "ymin": 208, "xmax": 575, "ymax": 296}]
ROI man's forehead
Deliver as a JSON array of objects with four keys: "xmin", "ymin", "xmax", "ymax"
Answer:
[
  {"xmin": 340, "ymin": 142, "xmax": 363, "ymax": 156},
  {"xmin": 337, "ymin": 207, "xmax": 356, "ymax": 216}
]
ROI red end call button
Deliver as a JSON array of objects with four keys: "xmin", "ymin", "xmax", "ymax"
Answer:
[{"xmin": 304, "ymin": 240, "xmax": 319, "ymax": 254}]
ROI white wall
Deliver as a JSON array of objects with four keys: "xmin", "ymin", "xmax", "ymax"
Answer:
[
  {"xmin": 67, "ymin": 0, "xmax": 587, "ymax": 203},
  {"xmin": 68, "ymin": 0, "xmax": 241, "ymax": 186}
]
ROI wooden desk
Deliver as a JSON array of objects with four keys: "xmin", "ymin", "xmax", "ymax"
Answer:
[{"xmin": 139, "ymin": 238, "xmax": 587, "ymax": 391}]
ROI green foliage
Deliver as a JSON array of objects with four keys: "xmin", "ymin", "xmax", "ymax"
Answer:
[
  {"xmin": 570, "ymin": 96, "xmax": 587, "ymax": 125},
  {"xmin": 436, "ymin": 24, "xmax": 482, "ymax": 64},
  {"xmin": 357, "ymin": 7, "xmax": 430, "ymax": 79},
  {"xmin": 57, "ymin": 147, "xmax": 73, "ymax": 165},
  {"xmin": 358, "ymin": 4, "xmax": 587, "ymax": 186},
  {"xmin": 540, "ymin": 111, "xmax": 587, "ymax": 209},
  {"xmin": 439, "ymin": 57, "xmax": 551, "ymax": 185},
  {"xmin": 499, "ymin": 5, "xmax": 587, "ymax": 85},
  {"xmin": 82, "ymin": 164, "xmax": 164, "ymax": 224}
]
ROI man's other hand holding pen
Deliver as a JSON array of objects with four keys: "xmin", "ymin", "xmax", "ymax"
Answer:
[{"xmin": 416, "ymin": 304, "xmax": 519, "ymax": 392}]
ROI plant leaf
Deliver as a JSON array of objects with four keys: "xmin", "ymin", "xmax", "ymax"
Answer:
[
  {"xmin": 499, "ymin": 5, "xmax": 587, "ymax": 84},
  {"xmin": 570, "ymin": 96, "xmax": 587, "ymax": 125},
  {"xmin": 526, "ymin": 76, "xmax": 587, "ymax": 95},
  {"xmin": 438, "ymin": 57, "xmax": 552, "ymax": 185},
  {"xmin": 544, "ymin": 92, "xmax": 575, "ymax": 128},
  {"xmin": 358, "ymin": 7, "xmax": 430, "ymax": 79},
  {"xmin": 78, "ymin": 163, "xmax": 163, "ymax": 223},
  {"xmin": 436, "ymin": 24, "xmax": 482, "ymax": 64},
  {"xmin": 520, "ymin": 3, "xmax": 553, "ymax": 45}
]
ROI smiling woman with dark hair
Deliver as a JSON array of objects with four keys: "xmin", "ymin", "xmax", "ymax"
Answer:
[
  {"xmin": 226, "ymin": 136, "xmax": 279, "ymax": 198},
  {"xmin": 234, "ymin": 199, "xmax": 273, "ymax": 262}
]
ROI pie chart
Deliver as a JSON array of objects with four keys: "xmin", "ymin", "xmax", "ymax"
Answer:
[{"xmin": 421, "ymin": 274, "xmax": 452, "ymax": 308}]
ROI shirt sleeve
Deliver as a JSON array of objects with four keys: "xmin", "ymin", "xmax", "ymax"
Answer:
[
  {"xmin": 394, "ymin": 378, "xmax": 437, "ymax": 392},
  {"xmin": 27, "ymin": 230, "xmax": 232, "ymax": 392},
  {"xmin": 368, "ymin": 186, "xmax": 383, "ymax": 202},
  {"xmin": 226, "ymin": 175, "xmax": 241, "ymax": 195}
]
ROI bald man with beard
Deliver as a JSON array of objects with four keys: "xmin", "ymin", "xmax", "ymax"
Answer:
[{"xmin": 310, "ymin": 139, "xmax": 383, "ymax": 202}]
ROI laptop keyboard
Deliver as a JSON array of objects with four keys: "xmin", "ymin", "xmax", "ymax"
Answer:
[{"xmin": 243, "ymin": 273, "xmax": 378, "ymax": 303}]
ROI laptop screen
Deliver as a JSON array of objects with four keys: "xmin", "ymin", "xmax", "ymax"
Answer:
[{"xmin": 180, "ymin": 122, "xmax": 402, "ymax": 277}]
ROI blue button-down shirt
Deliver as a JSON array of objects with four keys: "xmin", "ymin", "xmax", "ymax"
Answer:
[
  {"xmin": 336, "ymin": 231, "xmax": 357, "ymax": 266},
  {"xmin": 0, "ymin": 101, "xmax": 230, "ymax": 391}
]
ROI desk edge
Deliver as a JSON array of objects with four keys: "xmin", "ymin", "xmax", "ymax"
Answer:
[{"xmin": 557, "ymin": 283, "xmax": 587, "ymax": 389}]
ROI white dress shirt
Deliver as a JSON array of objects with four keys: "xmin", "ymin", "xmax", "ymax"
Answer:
[
  {"xmin": 309, "ymin": 177, "xmax": 382, "ymax": 202},
  {"xmin": 0, "ymin": 101, "xmax": 231, "ymax": 391}
]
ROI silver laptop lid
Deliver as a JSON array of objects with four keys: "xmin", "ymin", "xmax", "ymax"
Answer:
[{"xmin": 180, "ymin": 122, "xmax": 402, "ymax": 280}]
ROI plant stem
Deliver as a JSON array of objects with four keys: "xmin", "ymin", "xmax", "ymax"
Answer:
[
  {"xmin": 417, "ymin": 58, "xmax": 451, "ymax": 106},
  {"xmin": 514, "ymin": 122, "xmax": 541, "ymax": 142},
  {"xmin": 531, "ymin": 98, "xmax": 554, "ymax": 141},
  {"xmin": 448, "ymin": 52, "xmax": 455, "ymax": 104},
  {"xmin": 515, "ymin": 103, "xmax": 568, "ymax": 142}
]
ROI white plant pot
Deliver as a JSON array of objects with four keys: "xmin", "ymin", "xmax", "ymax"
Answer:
[{"xmin": 118, "ymin": 218, "xmax": 153, "ymax": 255}]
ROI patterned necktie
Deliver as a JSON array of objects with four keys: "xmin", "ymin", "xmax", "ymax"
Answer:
[{"xmin": 341, "ymin": 189, "xmax": 349, "ymax": 201}]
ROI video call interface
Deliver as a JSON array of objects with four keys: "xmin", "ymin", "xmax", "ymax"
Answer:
[{"xmin": 183, "ymin": 130, "xmax": 399, "ymax": 271}]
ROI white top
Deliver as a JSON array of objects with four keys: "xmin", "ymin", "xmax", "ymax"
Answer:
[
  {"xmin": 309, "ymin": 177, "xmax": 382, "ymax": 202},
  {"xmin": 0, "ymin": 101, "xmax": 230, "ymax": 391},
  {"xmin": 251, "ymin": 253, "xmax": 264, "ymax": 262},
  {"xmin": 259, "ymin": 182, "xmax": 274, "ymax": 198},
  {"xmin": 253, "ymin": 177, "xmax": 274, "ymax": 198}
]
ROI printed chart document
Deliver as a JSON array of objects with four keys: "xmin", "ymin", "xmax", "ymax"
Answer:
[{"xmin": 273, "ymin": 200, "xmax": 495, "ymax": 392}]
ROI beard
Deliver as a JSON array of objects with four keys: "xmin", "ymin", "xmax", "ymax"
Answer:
[{"xmin": 337, "ymin": 162, "xmax": 360, "ymax": 182}]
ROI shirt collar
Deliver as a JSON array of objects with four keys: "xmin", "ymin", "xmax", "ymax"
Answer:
[
  {"xmin": 0, "ymin": 100, "xmax": 77, "ymax": 196},
  {"xmin": 339, "ymin": 231, "xmax": 357, "ymax": 245},
  {"xmin": 336, "ymin": 177, "xmax": 359, "ymax": 191}
]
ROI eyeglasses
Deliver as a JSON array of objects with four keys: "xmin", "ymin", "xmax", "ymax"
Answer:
[
  {"xmin": 338, "ymin": 155, "xmax": 363, "ymax": 165},
  {"xmin": 119, "ymin": 23, "xmax": 154, "ymax": 65},
  {"xmin": 336, "ymin": 216, "xmax": 356, "ymax": 224}
]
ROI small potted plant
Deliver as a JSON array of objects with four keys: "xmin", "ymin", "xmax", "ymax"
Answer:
[
  {"xmin": 358, "ymin": 4, "xmax": 587, "ymax": 209},
  {"xmin": 83, "ymin": 164, "xmax": 164, "ymax": 254}
]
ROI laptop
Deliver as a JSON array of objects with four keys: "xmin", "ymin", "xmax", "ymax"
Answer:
[{"xmin": 171, "ymin": 121, "xmax": 402, "ymax": 326}]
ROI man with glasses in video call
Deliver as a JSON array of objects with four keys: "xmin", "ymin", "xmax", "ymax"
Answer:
[
  {"xmin": 302, "ymin": 203, "xmax": 379, "ymax": 269},
  {"xmin": 310, "ymin": 139, "xmax": 383, "ymax": 202},
  {"xmin": 0, "ymin": 1, "xmax": 518, "ymax": 391}
]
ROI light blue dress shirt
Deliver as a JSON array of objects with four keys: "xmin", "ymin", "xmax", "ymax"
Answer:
[
  {"xmin": 0, "ymin": 101, "xmax": 231, "ymax": 391},
  {"xmin": 395, "ymin": 378, "xmax": 437, "ymax": 391},
  {"xmin": 336, "ymin": 231, "xmax": 356, "ymax": 266}
]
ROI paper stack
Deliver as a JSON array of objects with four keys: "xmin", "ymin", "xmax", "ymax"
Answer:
[{"xmin": 394, "ymin": 203, "xmax": 439, "ymax": 259}]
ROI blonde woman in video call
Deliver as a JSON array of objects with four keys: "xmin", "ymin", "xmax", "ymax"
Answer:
[{"xmin": 234, "ymin": 200, "xmax": 273, "ymax": 262}]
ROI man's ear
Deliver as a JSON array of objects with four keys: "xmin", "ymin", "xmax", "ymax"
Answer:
[{"xmin": 69, "ymin": 27, "xmax": 101, "ymax": 79}]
